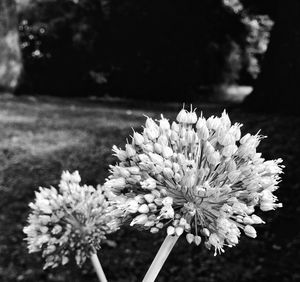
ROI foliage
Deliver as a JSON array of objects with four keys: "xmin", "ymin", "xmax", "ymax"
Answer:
[
  {"xmin": 16, "ymin": 0, "xmax": 252, "ymax": 99},
  {"xmin": 15, "ymin": 0, "xmax": 273, "ymax": 99},
  {"xmin": 17, "ymin": 0, "xmax": 106, "ymax": 95},
  {"xmin": 223, "ymin": 0, "xmax": 274, "ymax": 80}
]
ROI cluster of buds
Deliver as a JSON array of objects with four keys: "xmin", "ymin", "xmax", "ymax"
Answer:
[
  {"xmin": 23, "ymin": 171, "xmax": 120, "ymax": 269},
  {"xmin": 105, "ymin": 107, "xmax": 283, "ymax": 255}
]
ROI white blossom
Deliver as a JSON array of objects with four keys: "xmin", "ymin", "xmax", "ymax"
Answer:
[
  {"xmin": 105, "ymin": 107, "xmax": 283, "ymax": 256},
  {"xmin": 24, "ymin": 171, "xmax": 120, "ymax": 269}
]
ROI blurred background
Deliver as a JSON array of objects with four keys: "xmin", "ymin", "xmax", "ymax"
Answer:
[{"xmin": 0, "ymin": 0, "xmax": 300, "ymax": 281}]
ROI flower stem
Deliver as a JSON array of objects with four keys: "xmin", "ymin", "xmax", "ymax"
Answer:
[
  {"xmin": 90, "ymin": 252, "xmax": 108, "ymax": 282},
  {"xmin": 142, "ymin": 235, "xmax": 179, "ymax": 282}
]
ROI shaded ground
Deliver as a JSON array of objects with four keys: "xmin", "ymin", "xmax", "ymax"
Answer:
[{"xmin": 0, "ymin": 95, "xmax": 299, "ymax": 282}]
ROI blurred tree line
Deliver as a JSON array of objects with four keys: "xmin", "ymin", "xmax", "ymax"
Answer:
[
  {"xmin": 1, "ymin": 0, "xmax": 274, "ymax": 101},
  {"xmin": 244, "ymin": 0, "xmax": 300, "ymax": 113}
]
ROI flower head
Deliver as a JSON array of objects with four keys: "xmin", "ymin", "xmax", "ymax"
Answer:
[
  {"xmin": 24, "ymin": 171, "xmax": 120, "ymax": 269},
  {"xmin": 105, "ymin": 107, "xmax": 283, "ymax": 255}
]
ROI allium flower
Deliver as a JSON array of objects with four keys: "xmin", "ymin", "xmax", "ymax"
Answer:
[
  {"xmin": 24, "ymin": 171, "xmax": 120, "ymax": 269},
  {"xmin": 105, "ymin": 107, "xmax": 283, "ymax": 255}
]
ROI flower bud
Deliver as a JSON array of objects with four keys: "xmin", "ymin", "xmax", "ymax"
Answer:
[
  {"xmin": 153, "ymin": 165, "xmax": 163, "ymax": 174},
  {"xmin": 201, "ymin": 228, "xmax": 210, "ymax": 237},
  {"xmin": 179, "ymin": 218, "xmax": 187, "ymax": 226},
  {"xmin": 112, "ymin": 145, "xmax": 127, "ymax": 161},
  {"xmin": 141, "ymin": 178, "xmax": 157, "ymax": 190},
  {"xmin": 186, "ymin": 111, "xmax": 197, "ymax": 124},
  {"xmin": 187, "ymin": 129, "xmax": 196, "ymax": 143},
  {"xmin": 226, "ymin": 159, "xmax": 237, "ymax": 172},
  {"xmin": 167, "ymin": 226, "xmax": 175, "ymax": 235},
  {"xmin": 228, "ymin": 170, "xmax": 241, "ymax": 182},
  {"xmin": 171, "ymin": 121, "xmax": 180, "ymax": 132},
  {"xmin": 143, "ymin": 143, "xmax": 154, "ymax": 152},
  {"xmin": 176, "ymin": 109, "xmax": 188, "ymax": 123},
  {"xmin": 222, "ymin": 145, "xmax": 238, "ymax": 157},
  {"xmin": 204, "ymin": 141, "xmax": 214, "ymax": 155},
  {"xmin": 240, "ymin": 133, "xmax": 251, "ymax": 144},
  {"xmin": 163, "ymin": 167, "xmax": 174, "ymax": 178},
  {"xmin": 175, "ymin": 226, "xmax": 184, "ymax": 236},
  {"xmin": 172, "ymin": 163, "xmax": 180, "ymax": 173},
  {"xmin": 244, "ymin": 225, "xmax": 257, "ymax": 238},
  {"xmin": 157, "ymin": 135, "xmax": 168, "ymax": 146},
  {"xmin": 194, "ymin": 235, "xmax": 202, "ymax": 246},
  {"xmin": 145, "ymin": 118, "xmax": 158, "ymax": 130},
  {"xmin": 207, "ymin": 151, "xmax": 221, "ymax": 166},
  {"xmin": 105, "ymin": 177, "xmax": 126, "ymax": 189},
  {"xmin": 160, "ymin": 117, "xmax": 170, "ymax": 131},
  {"xmin": 243, "ymin": 217, "xmax": 254, "ymax": 225},
  {"xmin": 260, "ymin": 177, "xmax": 274, "ymax": 188},
  {"xmin": 149, "ymin": 153, "xmax": 164, "ymax": 166},
  {"xmin": 206, "ymin": 116, "xmax": 221, "ymax": 131},
  {"xmin": 127, "ymin": 166, "xmax": 140, "ymax": 175},
  {"xmin": 150, "ymin": 227, "xmax": 159, "ymax": 233},
  {"xmin": 138, "ymin": 204, "xmax": 150, "ymax": 214},
  {"xmin": 144, "ymin": 221, "xmax": 155, "ymax": 227},
  {"xmin": 133, "ymin": 132, "xmax": 144, "ymax": 146},
  {"xmin": 162, "ymin": 197, "xmax": 173, "ymax": 206},
  {"xmin": 162, "ymin": 146, "xmax": 173, "ymax": 159},
  {"xmin": 154, "ymin": 143, "xmax": 162, "ymax": 154},
  {"xmin": 159, "ymin": 205, "xmax": 174, "ymax": 219},
  {"xmin": 174, "ymin": 173, "xmax": 182, "ymax": 182},
  {"xmin": 218, "ymin": 133, "xmax": 235, "ymax": 146},
  {"xmin": 154, "ymin": 198, "xmax": 163, "ymax": 206},
  {"xmin": 125, "ymin": 144, "xmax": 136, "ymax": 158},
  {"xmin": 227, "ymin": 235, "xmax": 239, "ymax": 245},
  {"xmin": 251, "ymin": 215, "xmax": 265, "ymax": 224},
  {"xmin": 148, "ymin": 203, "xmax": 157, "ymax": 212},
  {"xmin": 118, "ymin": 167, "xmax": 131, "ymax": 178},
  {"xmin": 221, "ymin": 110, "xmax": 231, "ymax": 128},
  {"xmin": 170, "ymin": 131, "xmax": 179, "ymax": 142},
  {"xmin": 126, "ymin": 199, "xmax": 139, "ymax": 213},
  {"xmin": 184, "ymin": 174, "xmax": 197, "ymax": 188},
  {"xmin": 144, "ymin": 194, "xmax": 155, "ymax": 203},
  {"xmin": 130, "ymin": 214, "xmax": 148, "ymax": 226},
  {"xmin": 260, "ymin": 201, "xmax": 275, "ymax": 211},
  {"xmin": 134, "ymin": 195, "xmax": 145, "ymax": 204},
  {"xmin": 186, "ymin": 233, "xmax": 194, "ymax": 244},
  {"xmin": 52, "ymin": 225, "xmax": 62, "ymax": 234},
  {"xmin": 196, "ymin": 118, "xmax": 209, "ymax": 140},
  {"xmin": 229, "ymin": 124, "xmax": 241, "ymax": 140},
  {"xmin": 164, "ymin": 160, "xmax": 172, "ymax": 168},
  {"xmin": 145, "ymin": 128, "xmax": 159, "ymax": 140},
  {"xmin": 138, "ymin": 154, "xmax": 151, "ymax": 163},
  {"xmin": 61, "ymin": 170, "xmax": 81, "ymax": 184}
]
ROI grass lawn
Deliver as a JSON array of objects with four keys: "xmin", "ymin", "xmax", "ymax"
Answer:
[{"xmin": 0, "ymin": 95, "xmax": 299, "ymax": 282}]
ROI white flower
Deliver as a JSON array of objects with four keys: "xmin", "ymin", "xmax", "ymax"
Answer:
[
  {"xmin": 159, "ymin": 115, "xmax": 171, "ymax": 131},
  {"xmin": 244, "ymin": 225, "xmax": 257, "ymax": 238},
  {"xmin": 24, "ymin": 171, "xmax": 120, "ymax": 269},
  {"xmin": 133, "ymin": 132, "xmax": 144, "ymax": 146},
  {"xmin": 105, "ymin": 107, "xmax": 283, "ymax": 256},
  {"xmin": 141, "ymin": 178, "xmax": 157, "ymax": 190}
]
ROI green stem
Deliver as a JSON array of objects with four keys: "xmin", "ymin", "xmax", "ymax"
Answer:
[
  {"xmin": 90, "ymin": 251, "xmax": 108, "ymax": 282},
  {"xmin": 142, "ymin": 235, "xmax": 179, "ymax": 282}
]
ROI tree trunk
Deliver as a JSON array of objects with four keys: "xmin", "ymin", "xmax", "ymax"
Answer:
[
  {"xmin": 244, "ymin": 0, "xmax": 300, "ymax": 114},
  {"xmin": 0, "ymin": 0, "xmax": 22, "ymax": 92}
]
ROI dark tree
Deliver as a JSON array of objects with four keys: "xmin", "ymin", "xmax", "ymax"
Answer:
[
  {"xmin": 0, "ymin": 0, "xmax": 22, "ymax": 92},
  {"xmin": 244, "ymin": 0, "xmax": 300, "ymax": 113}
]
